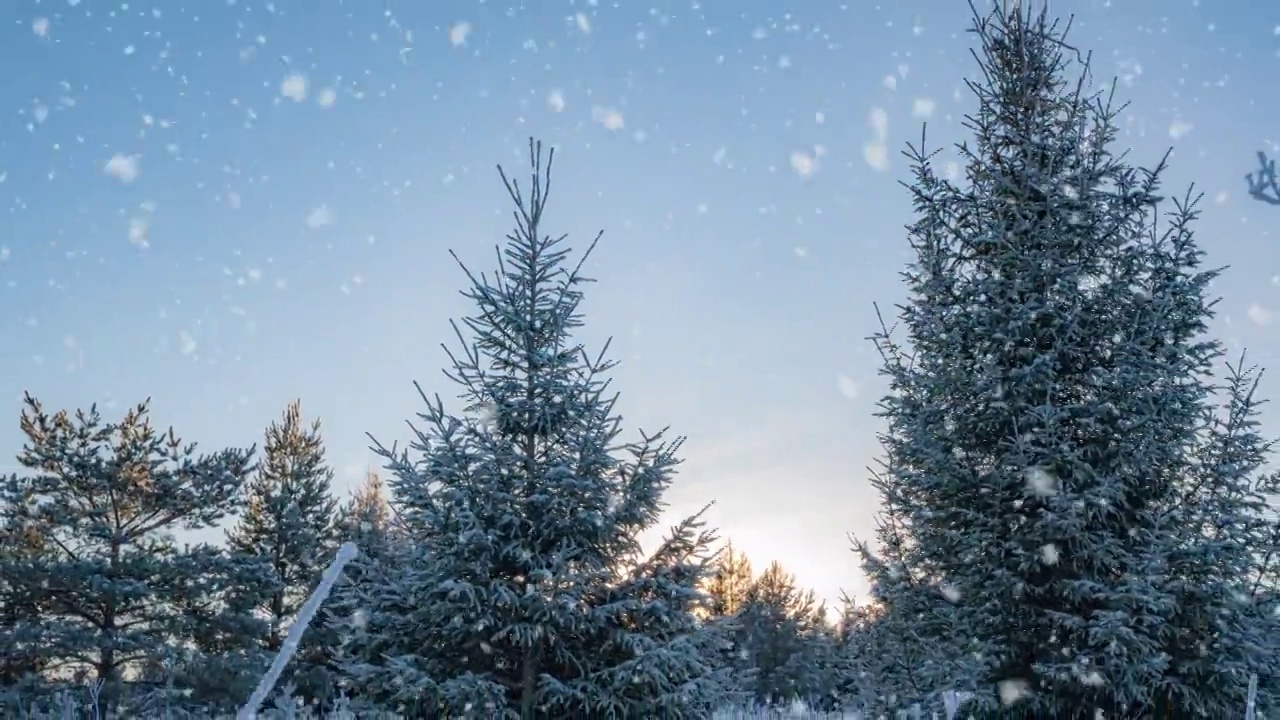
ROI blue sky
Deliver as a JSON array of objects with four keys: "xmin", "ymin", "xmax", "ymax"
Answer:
[{"xmin": 1, "ymin": 0, "xmax": 1277, "ymax": 607}]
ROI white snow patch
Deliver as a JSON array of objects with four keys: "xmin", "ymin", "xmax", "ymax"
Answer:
[
  {"xmin": 104, "ymin": 154, "xmax": 140, "ymax": 183},
  {"xmin": 280, "ymin": 73, "xmax": 308, "ymax": 102}
]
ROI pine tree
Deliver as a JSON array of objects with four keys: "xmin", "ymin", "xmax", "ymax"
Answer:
[
  {"xmin": 339, "ymin": 139, "xmax": 728, "ymax": 717},
  {"xmin": 703, "ymin": 542, "xmax": 754, "ymax": 617},
  {"xmin": 1160, "ymin": 356, "xmax": 1280, "ymax": 715},
  {"xmin": 698, "ymin": 542, "xmax": 757, "ymax": 703},
  {"xmin": 736, "ymin": 561, "xmax": 820, "ymax": 707},
  {"xmin": 0, "ymin": 394, "xmax": 255, "ymax": 714},
  {"xmin": 322, "ymin": 470, "xmax": 397, "ymax": 709},
  {"xmin": 336, "ymin": 470, "xmax": 394, "ymax": 558},
  {"xmin": 857, "ymin": 2, "xmax": 1230, "ymax": 714},
  {"xmin": 226, "ymin": 400, "xmax": 340, "ymax": 706},
  {"xmin": 0, "ymin": 482, "xmax": 51, "ymax": 700}
]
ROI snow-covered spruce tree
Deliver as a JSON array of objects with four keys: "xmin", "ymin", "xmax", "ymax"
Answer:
[
  {"xmin": 857, "ymin": 2, "xmax": 1231, "ymax": 715},
  {"xmin": 226, "ymin": 400, "xmax": 341, "ymax": 707},
  {"xmin": 1161, "ymin": 356, "xmax": 1280, "ymax": 715},
  {"xmin": 155, "ymin": 543, "xmax": 277, "ymax": 715},
  {"xmin": 339, "ymin": 139, "xmax": 730, "ymax": 718},
  {"xmin": 0, "ymin": 394, "xmax": 256, "ymax": 714},
  {"xmin": 319, "ymin": 471, "xmax": 398, "ymax": 709},
  {"xmin": 697, "ymin": 542, "xmax": 758, "ymax": 703},
  {"xmin": 0, "ymin": 482, "xmax": 52, "ymax": 705},
  {"xmin": 850, "ymin": 499, "xmax": 973, "ymax": 716},
  {"xmin": 736, "ymin": 561, "xmax": 822, "ymax": 707}
]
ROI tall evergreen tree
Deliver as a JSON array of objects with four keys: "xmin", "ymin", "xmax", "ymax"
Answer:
[
  {"xmin": 323, "ymin": 470, "xmax": 397, "ymax": 710},
  {"xmin": 854, "ymin": 2, "xmax": 1245, "ymax": 714},
  {"xmin": 0, "ymin": 395, "xmax": 255, "ymax": 715},
  {"xmin": 0, "ymin": 483, "xmax": 52, "ymax": 697},
  {"xmin": 1161, "ymin": 356, "xmax": 1280, "ymax": 715},
  {"xmin": 698, "ymin": 542, "xmax": 758, "ymax": 703},
  {"xmin": 736, "ymin": 561, "xmax": 822, "ymax": 707},
  {"xmin": 226, "ymin": 400, "xmax": 340, "ymax": 705},
  {"xmin": 339, "ymin": 139, "xmax": 729, "ymax": 717},
  {"xmin": 227, "ymin": 400, "xmax": 339, "ymax": 650},
  {"xmin": 336, "ymin": 470, "xmax": 394, "ymax": 558},
  {"xmin": 703, "ymin": 541, "xmax": 754, "ymax": 617}
]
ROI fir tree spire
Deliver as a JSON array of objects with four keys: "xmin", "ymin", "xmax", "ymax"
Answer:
[
  {"xmin": 227, "ymin": 400, "xmax": 340, "ymax": 653},
  {"xmin": 338, "ymin": 138, "xmax": 728, "ymax": 717},
  {"xmin": 856, "ymin": 1, "xmax": 1234, "ymax": 714}
]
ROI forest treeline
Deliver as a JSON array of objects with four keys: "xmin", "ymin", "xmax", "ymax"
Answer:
[{"xmin": 2, "ymin": 4, "xmax": 1278, "ymax": 719}]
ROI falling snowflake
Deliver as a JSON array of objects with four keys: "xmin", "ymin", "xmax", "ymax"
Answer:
[
  {"xmin": 837, "ymin": 374, "xmax": 859, "ymax": 400},
  {"xmin": 306, "ymin": 205, "xmax": 334, "ymax": 229},
  {"xmin": 1040, "ymin": 544, "xmax": 1059, "ymax": 565},
  {"xmin": 1168, "ymin": 119, "xmax": 1193, "ymax": 139},
  {"xmin": 104, "ymin": 154, "xmax": 140, "ymax": 183},
  {"xmin": 547, "ymin": 90, "xmax": 566, "ymax": 112},
  {"xmin": 449, "ymin": 22, "xmax": 471, "ymax": 47},
  {"xmin": 316, "ymin": 88, "xmax": 337, "ymax": 108},
  {"xmin": 280, "ymin": 73, "xmax": 308, "ymax": 102},
  {"xmin": 591, "ymin": 106, "xmax": 624, "ymax": 130},
  {"xmin": 939, "ymin": 583, "xmax": 962, "ymax": 603},
  {"xmin": 1078, "ymin": 670, "xmax": 1105, "ymax": 687},
  {"xmin": 911, "ymin": 98, "xmax": 936, "ymax": 118},
  {"xmin": 1024, "ymin": 466, "xmax": 1058, "ymax": 497},
  {"xmin": 1246, "ymin": 303, "xmax": 1273, "ymax": 326},
  {"xmin": 32, "ymin": 17, "xmax": 50, "ymax": 37},
  {"xmin": 998, "ymin": 678, "xmax": 1031, "ymax": 706},
  {"xmin": 790, "ymin": 150, "xmax": 819, "ymax": 178},
  {"xmin": 128, "ymin": 217, "xmax": 150, "ymax": 249},
  {"xmin": 868, "ymin": 107, "xmax": 889, "ymax": 140},
  {"xmin": 863, "ymin": 142, "xmax": 889, "ymax": 172},
  {"xmin": 574, "ymin": 12, "xmax": 591, "ymax": 34}
]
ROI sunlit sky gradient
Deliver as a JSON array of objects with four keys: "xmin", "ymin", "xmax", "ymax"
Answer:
[{"xmin": 1, "ymin": 0, "xmax": 1278, "ymax": 607}]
